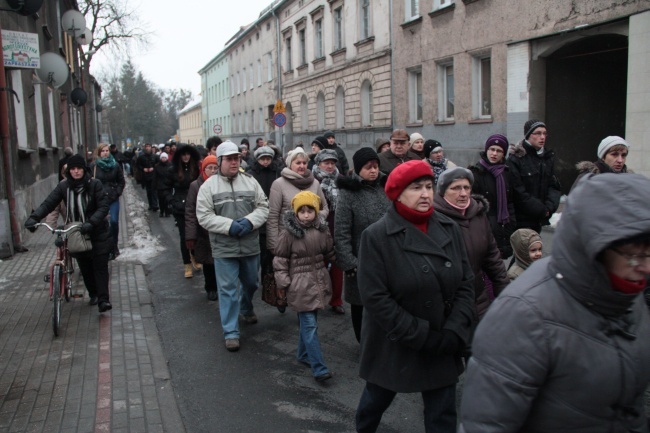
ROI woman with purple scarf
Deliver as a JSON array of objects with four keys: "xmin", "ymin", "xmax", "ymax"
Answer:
[{"xmin": 469, "ymin": 134, "xmax": 517, "ymax": 259}]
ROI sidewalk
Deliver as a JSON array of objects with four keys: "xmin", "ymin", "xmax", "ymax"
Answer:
[{"xmin": 0, "ymin": 184, "xmax": 185, "ymax": 433}]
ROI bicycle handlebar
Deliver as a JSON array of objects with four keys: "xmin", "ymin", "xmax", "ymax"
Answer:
[{"xmin": 34, "ymin": 222, "xmax": 81, "ymax": 234}]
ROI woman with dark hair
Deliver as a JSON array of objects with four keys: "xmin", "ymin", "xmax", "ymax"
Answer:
[
  {"xmin": 469, "ymin": 134, "xmax": 517, "ymax": 258},
  {"xmin": 162, "ymin": 144, "xmax": 202, "ymax": 278},
  {"xmin": 90, "ymin": 143, "xmax": 125, "ymax": 259},
  {"xmin": 25, "ymin": 155, "xmax": 113, "ymax": 312},
  {"xmin": 355, "ymin": 160, "xmax": 475, "ymax": 433}
]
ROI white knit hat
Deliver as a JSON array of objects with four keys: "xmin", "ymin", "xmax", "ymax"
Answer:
[
  {"xmin": 285, "ymin": 147, "xmax": 308, "ymax": 168},
  {"xmin": 410, "ymin": 132, "xmax": 424, "ymax": 144},
  {"xmin": 597, "ymin": 136, "xmax": 629, "ymax": 159}
]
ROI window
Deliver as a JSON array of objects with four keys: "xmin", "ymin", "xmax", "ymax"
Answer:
[
  {"xmin": 251, "ymin": 110, "xmax": 255, "ymax": 132},
  {"xmin": 408, "ymin": 68, "xmax": 423, "ymax": 123},
  {"xmin": 286, "ymin": 37, "xmax": 292, "ymax": 70},
  {"xmin": 317, "ymin": 92, "xmax": 325, "ymax": 129},
  {"xmin": 242, "ymin": 68, "xmax": 247, "ymax": 92},
  {"xmin": 360, "ymin": 0, "xmax": 371, "ymax": 39},
  {"xmin": 245, "ymin": 111, "xmax": 249, "ymax": 132},
  {"xmin": 437, "ymin": 62, "xmax": 454, "ymax": 121},
  {"xmin": 237, "ymin": 72, "xmax": 241, "ymax": 94},
  {"xmin": 472, "ymin": 56, "xmax": 491, "ymax": 118},
  {"xmin": 406, "ymin": 0, "xmax": 419, "ymax": 20},
  {"xmin": 301, "ymin": 95, "xmax": 308, "ymax": 131},
  {"xmin": 48, "ymin": 89, "xmax": 57, "ymax": 147},
  {"xmin": 333, "ymin": 7, "xmax": 343, "ymax": 50},
  {"xmin": 259, "ymin": 107, "xmax": 264, "ymax": 132},
  {"xmin": 257, "ymin": 59, "xmax": 262, "ymax": 86},
  {"xmin": 267, "ymin": 54, "xmax": 273, "ymax": 81},
  {"xmin": 239, "ymin": 113, "xmax": 242, "ymax": 132},
  {"xmin": 231, "ymin": 75, "xmax": 235, "ymax": 97},
  {"xmin": 315, "ymin": 19, "xmax": 323, "ymax": 58},
  {"xmin": 335, "ymin": 86, "xmax": 345, "ymax": 128},
  {"xmin": 250, "ymin": 64, "xmax": 254, "ymax": 90},
  {"xmin": 361, "ymin": 80, "xmax": 373, "ymax": 126},
  {"xmin": 299, "ymin": 29, "xmax": 306, "ymax": 65},
  {"xmin": 433, "ymin": 0, "xmax": 455, "ymax": 10}
]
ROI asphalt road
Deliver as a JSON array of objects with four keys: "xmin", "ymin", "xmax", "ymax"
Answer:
[{"xmin": 142, "ymin": 207, "xmax": 427, "ymax": 433}]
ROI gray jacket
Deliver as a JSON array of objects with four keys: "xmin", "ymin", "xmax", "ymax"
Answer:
[
  {"xmin": 196, "ymin": 171, "xmax": 269, "ymax": 259},
  {"xmin": 460, "ymin": 173, "xmax": 650, "ymax": 433},
  {"xmin": 334, "ymin": 173, "xmax": 390, "ymax": 305}
]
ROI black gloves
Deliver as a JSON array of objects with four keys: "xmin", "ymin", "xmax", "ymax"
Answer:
[
  {"xmin": 345, "ymin": 268, "xmax": 358, "ymax": 278},
  {"xmin": 80, "ymin": 222, "xmax": 93, "ymax": 235},
  {"xmin": 423, "ymin": 328, "xmax": 462, "ymax": 356},
  {"xmin": 24, "ymin": 218, "xmax": 38, "ymax": 233}
]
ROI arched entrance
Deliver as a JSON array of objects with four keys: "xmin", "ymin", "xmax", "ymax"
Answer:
[{"xmin": 544, "ymin": 34, "xmax": 628, "ymax": 193}]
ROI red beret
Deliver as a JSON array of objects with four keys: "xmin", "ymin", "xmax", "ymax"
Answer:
[{"xmin": 384, "ymin": 160, "xmax": 434, "ymax": 202}]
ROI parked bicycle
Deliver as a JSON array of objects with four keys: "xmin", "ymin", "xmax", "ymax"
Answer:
[{"xmin": 36, "ymin": 222, "xmax": 80, "ymax": 336}]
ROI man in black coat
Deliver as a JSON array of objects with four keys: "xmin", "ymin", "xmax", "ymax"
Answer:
[
  {"xmin": 323, "ymin": 130, "xmax": 350, "ymax": 175},
  {"xmin": 507, "ymin": 120, "xmax": 561, "ymax": 234},
  {"xmin": 136, "ymin": 143, "xmax": 159, "ymax": 211}
]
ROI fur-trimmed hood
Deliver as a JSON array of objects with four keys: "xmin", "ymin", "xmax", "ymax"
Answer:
[
  {"xmin": 171, "ymin": 144, "xmax": 201, "ymax": 169},
  {"xmin": 336, "ymin": 172, "xmax": 387, "ymax": 192},
  {"xmin": 281, "ymin": 210, "xmax": 328, "ymax": 239},
  {"xmin": 510, "ymin": 139, "xmax": 555, "ymax": 160},
  {"xmin": 576, "ymin": 160, "xmax": 631, "ymax": 175}
]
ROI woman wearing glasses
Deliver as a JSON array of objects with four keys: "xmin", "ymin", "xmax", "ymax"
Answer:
[{"xmin": 460, "ymin": 173, "xmax": 650, "ymax": 433}]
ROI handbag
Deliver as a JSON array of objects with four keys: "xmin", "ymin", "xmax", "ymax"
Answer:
[
  {"xmin": 261, "ymin": 272, "xmax": 286, "ymax": 308},
  {"xmin": 65, "ymin": 223, "xmax": 93, "ymax": 254}
]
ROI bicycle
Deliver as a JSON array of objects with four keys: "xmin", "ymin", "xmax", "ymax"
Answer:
[{"xmin": 36, "ymin": 222, "xmax": 80, "ymax": 336}]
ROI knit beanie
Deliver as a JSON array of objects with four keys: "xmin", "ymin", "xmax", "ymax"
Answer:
[
  {"xmin": 291, "ymin": 191, "xmax": 321, "ymax": 215},
  {"xmin": 524, "ymin": 120, "xmax": 546, "ymax": 140},
  {"xmin": 410, "ymin": 132, "xmax": 424, "ymax": 144},
  {"xmin": 597, "ymin": 136, "xmax": 629, "ymax": 159},
  {"xmin": 312, "ymin": 136, "xmax": 328, "ymax": 151},
  {"xmin": 160, "ymin": 152, "xmax": 169, "ymax": 160},
  {"xmin": 201, "ymin": 155, "xmax": 218, "ymax": 180},
  {"xmin": 66, "ymin": 154, "xmax": 86, "ymax": 171},
  {"xmin": 254, "ymin": 146, "xmax": 275, "ymax": 160},
  {"xmin": 314, "ymin": 149, "xmax": 338, "ymax": 165},
  {"xmin": 484, "ymin": 134, "xmax": 509, "ymax": 154},
  {"xmin": 324, "ymin": 130, "xmax": 335, "ymax": 139},
  {"xmin": 285, "ymin": 147, "xmax": 308, "ymax": 168},
  {"xmin": 423, "ymin": 140, "xmax": 443, "ymax": 158},
  {"xmin": 353, "ymin": 147, "xmax": 380, "ymax": 174},
  {"xmin": 384, "ymin": 160, "xmax": 434, "ymax": 202},
  {"xmin": 437, "ymin": 167, "xmax": 474, "ymax": 196}
]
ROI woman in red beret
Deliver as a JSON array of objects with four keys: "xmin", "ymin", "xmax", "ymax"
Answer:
[{"xmin": 355, "ymin": 160, "xmax": 475, "ymax": 433}]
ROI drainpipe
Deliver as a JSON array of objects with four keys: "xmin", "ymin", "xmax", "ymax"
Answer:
[
  {"xmin": 0, "ymin": 29, "xmax": 24, "ymax": 253},
  {"xmin": 272, "ymin": 6, "xmax": 283, "ymax": 154},
  {"xmin": 389, "ymin": 0, "xmax": 395, "ymax": 130}
]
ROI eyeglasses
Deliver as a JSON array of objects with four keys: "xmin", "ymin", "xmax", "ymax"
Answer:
[
  {"xmin": 611, "ymin": 248, "xmax": 650, "ymax": 267},
  {"xmin": 530, "ymin": 131, "xmax": 548, "ymax": 137}
]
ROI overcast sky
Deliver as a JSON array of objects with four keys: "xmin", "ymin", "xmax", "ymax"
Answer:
[{"xmin": 91, "ymin": 0, "xmax": 276, "ymax": 96}]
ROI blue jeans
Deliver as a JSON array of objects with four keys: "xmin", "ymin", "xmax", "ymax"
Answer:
[
  {"xmin": 214, "ymin": 255, "xmax": 259, "ymax": 339},
  {"xmin": 109, "ymin": 199, "xmax": 120, "ymax": 247},
  {"xmin": 356, "ymin": 382, "xmax": 456, "ymax": 433},
  {"xmin": 297, "ymin": 311, "xmax": 329, "ymax": 377}
]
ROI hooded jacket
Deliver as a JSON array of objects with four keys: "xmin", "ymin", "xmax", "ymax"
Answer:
[
  {"xmin": 507, "ymin": 229, "xmax": 542, "ymax": 281},
  {"xmin": 162, "ymin": 145, "xmax": 201, "ymax": 216},
  {"xmin": 434, "ymin": 194, "xmax": 509, "ymax": 319},
  {"xmin": 571, "ymin": 159, "xmax": 632, "ymax": 191},
  {"xmin": 460, "ymin": 173, "xmax": 650, "ymax": 433},
  {"xmin": 273, "ymin": 211, "xmax": 335, "ymax": 312},
  {"xmin": 507, "ymin": 140, "xmax": 562, "ymax": 229}
]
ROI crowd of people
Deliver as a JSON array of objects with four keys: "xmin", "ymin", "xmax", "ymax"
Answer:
[{"xmin": 24, "ymin": 118, "xmax": 650, "ymax": 432}]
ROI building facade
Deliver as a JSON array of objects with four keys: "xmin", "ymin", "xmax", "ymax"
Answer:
[
  {"xmin": 199, "ymin": 51, "xmax": 230, "ymax": 142},
  {"xmin": 391, "ymin": 0, "xmax": 650, "ymax": 188},
  {"xmin": 177, "ymin": 97, "xmax": 203, "ymax": 145}
]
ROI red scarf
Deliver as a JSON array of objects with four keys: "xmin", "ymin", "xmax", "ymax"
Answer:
[
  {"xmin": 608, "ymin": 272, "xmax": 647, "ymax": 295},
  {"xmin": 395, "ymin": 201, "xmax": 434, "ymax": 233}
]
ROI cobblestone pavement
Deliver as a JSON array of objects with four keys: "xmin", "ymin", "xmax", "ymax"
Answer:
[{"xmin": 0, "ymin": 195, "xmax": 184, "ymax": 433}]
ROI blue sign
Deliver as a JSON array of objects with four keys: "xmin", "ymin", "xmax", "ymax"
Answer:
[{"xmin": 273, "ymin": 112, "xmax": 287, "ymax": 127}]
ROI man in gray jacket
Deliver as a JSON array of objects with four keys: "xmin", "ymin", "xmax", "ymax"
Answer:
[
  {"xmin": 460, "ymin": 173, "xmax": 650, "ymax": 433},
  {"xmin": 196, "ymin": 141, "xmax": 269, "ymax": 352}
]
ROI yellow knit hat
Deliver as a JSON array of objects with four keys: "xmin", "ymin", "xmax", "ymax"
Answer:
[{"xmin": 291, "ymin": 191, "xmax": 320, "ymax": 215}]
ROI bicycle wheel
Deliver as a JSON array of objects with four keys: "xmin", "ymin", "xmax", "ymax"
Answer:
[
  {"xmin": 52, "ymin": 265, "xmax": 62, "ymax": 337},
  {"xmin": 63, "ymin": 266, "xmax": 71, "ymax": 302}
]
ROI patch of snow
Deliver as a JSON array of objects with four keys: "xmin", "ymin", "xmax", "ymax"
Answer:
[
  {"xmin": 549, "ymin": 212, "xmax": 562, "ymax": 228},
  {"xmin": 116, "ymin": 181, "xmax": 166, "ymax": 264}
]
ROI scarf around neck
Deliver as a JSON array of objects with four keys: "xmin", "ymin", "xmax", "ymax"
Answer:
[
  {"xmin": 96, "ymin": 154, "xmax": 117, "ymax": 171},
  {"xmin": 395, "ymin": 201, "xmax": 433, "ymax": 233},
  {"xmin": 428, "ymin": 159, "xmax": 447, "ymax": 184},
  {"xmin": 312, "ymin": 166, "xmax": 339, "ymax": 211},
  {"xmin": 479, "ymin": 158, "xmax": 510, "ymax": 225},
  {"xmin": 66, "ymin": 180, "xmax": 89, "ymax": 223},
  {"xmin": 281, "ymin": 167, "xmax": 315, "ymax": 189}
]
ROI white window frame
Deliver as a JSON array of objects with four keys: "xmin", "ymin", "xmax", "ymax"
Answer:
[
  {"xmin": 472, "ymin": 55, "xmax": 492, "ymax": 119},
  {"xmin": 432, "ymin": 0, "xmax": 455, "ymax": 11},
  {"xmin": 301, "ymin": 95, "xmax": 309, "ymax": 131},
  {"xmin": 406, "ymin": 0, "xmax": 419, "ymax": 21},
  {"xmin": 34, "ymin": 85, "xmax": 46, "ymax": 147},
  {"xmin": 408, "ymin": 68, "xmax": 423, "ymax": 123},
  {"xmin": 333, "ymin": 7, "xmax": 343, "ymax": 51},
  {"xmin": 257, "ymin": 59, "xmax": 262, "ymax": 86},
  {"xmin": 10, "ymin": 70, "xmax": 28, "ymax": 148},
  {"xmin": 437, "ymin": 61, "xmax": 455, "ymax": 121},
  {"xmin": 317, "ymin": 92, "xmax": 325, "ymax": 129},
  {"xmin": 299, "ymin": 29, "xmax": 306, "ymax": 65},
  {"xmin": 335, "ymin": 86, "xmax": 345, "ymax": 128},
  {"xmin": 267, "ymin": 54, "xmax": 273, "ymax": 81},
  {"xmin": 361, "ymin": 80, "xmax": 373, "ymax": 126},
  {"xmin": 360, "ymin": 0, "xmax": 371, "ymax": 40},
  {"xmin": 286, "ymin": 36, "xmax": 293, "ymax": 70},
  {"xmin": 242, "ymin": 68, "xmax": 247, "ymax": 92},
  {"xmin": 48, "ymin": 89, "xmax": 57, "ymax": 147},
  {"xmin": 315, "ymin": 19, "xmax": 323, "ymax": 59},
  {"xmin": 250, "ymin": 64, "xmax": 254, "ymax": 90}
]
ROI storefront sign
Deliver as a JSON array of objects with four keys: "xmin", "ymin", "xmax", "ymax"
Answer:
[{"xmin": 2, "ymin": 30, "xmax": 40, "ymax": 69}]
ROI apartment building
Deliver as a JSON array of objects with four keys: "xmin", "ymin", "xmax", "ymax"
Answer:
[
  {"xmin": 199, "ymin": 51, "xmax": 230, "ymax": 142},
  {"xmin": 177, "ymin": 97, "xmax": 203, "ymax": 145}
]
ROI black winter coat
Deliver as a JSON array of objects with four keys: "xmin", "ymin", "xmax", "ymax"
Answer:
[
  {"xmin": 153, "ymin": 160, "xmax": 171, "ymax": 191},
  {"xmin": 507, "ymin": 140, "xmax": 561, "ymax": 229},
  {"xmin": 469, "ymin": 154, "xmax": 517, "ymax": 258},
  {"xmin": 249, "ymin": 160, "xmax": 282, "ymax": 235},
  {"xmin": 357, "ymin": 207, "xmax": 475, "ymax": 392},
  {"xmin": 136, "ymin": 152, "xmax": 157, "ymax": 181},
  {"xmin": 162, "ymin": 146, "xmax": 201, "ymax": 217},
  {"xmin": 29, "ymin": 175, "xmax": 112, "ymax": 256},
  {"xmin": 89, "ymin": 162, "xmax": 125, "ymax": 203}
]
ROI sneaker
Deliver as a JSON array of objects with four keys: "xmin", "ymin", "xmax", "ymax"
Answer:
[
  {"xmin": 225, "ymin": 339, "xmax": 240, "ymax": 352},
  {"xmin": 240, "ymin": 313, "xmax": 258, "ymax": 324},
  {"xmin": 98, "ymin": 301, "xmax": 112, "ymax": 312},
  {"xmin": 315, "ymin": 372, "xmax": 332, "ymax": 383}
]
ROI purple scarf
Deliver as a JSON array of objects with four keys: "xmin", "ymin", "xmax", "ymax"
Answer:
[{"xmin": 479, "ymin": 159, "xmax": 509, "ymax": 225}]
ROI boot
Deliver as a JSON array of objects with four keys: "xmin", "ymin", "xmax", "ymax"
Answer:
[
  {"xmin": 190, "ymin": 254, "xmax": 202, "ymax": 271},
  {"xmin": 184, "ymin": 264, "xmax": 193, "ymax": 278}
]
